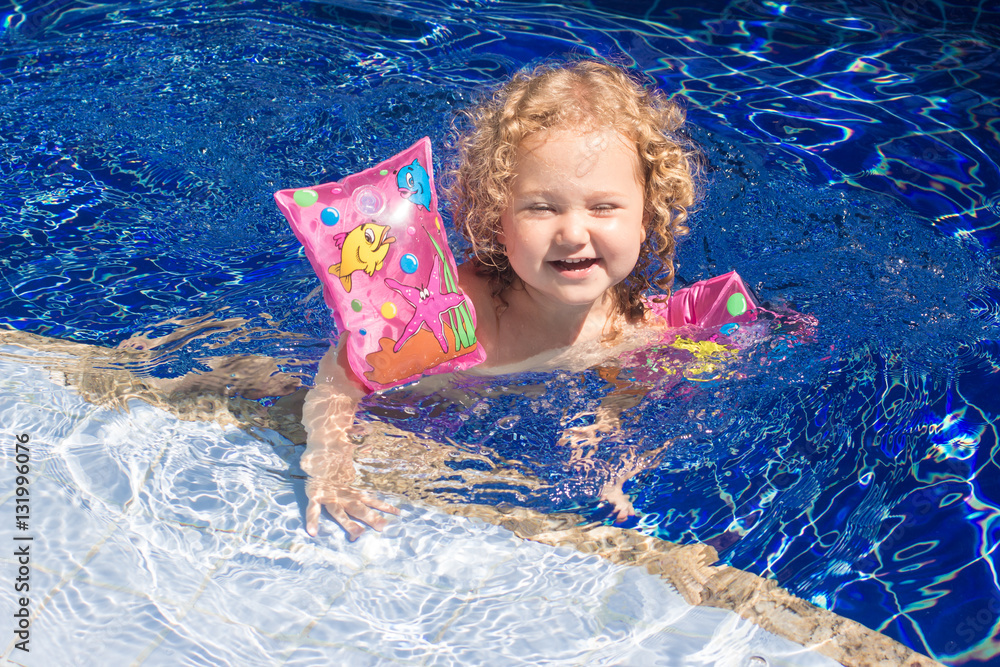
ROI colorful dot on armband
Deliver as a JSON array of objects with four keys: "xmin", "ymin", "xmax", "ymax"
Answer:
[
  {"xmin": 727, "ymin": 293, "xmax": 747, "ymax": 317},
  {"xmin": 381, "ymin": 302, "xmax": 397, "ymax": 319},
  {"xmin": 400, "ymin": 254, "xmax": 419, "ymax": 274},
  {"xmin": 321, "ymin": 207, "xmax": 340, "ymax": 226},
  {"xmin": 293, "ymin": 189, "xmax": 319, "ymax": 207}
]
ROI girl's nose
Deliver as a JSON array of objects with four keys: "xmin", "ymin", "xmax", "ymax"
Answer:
[{"xmin": 554, "ymin": 210, "xmax": 589, "ymax": 246}]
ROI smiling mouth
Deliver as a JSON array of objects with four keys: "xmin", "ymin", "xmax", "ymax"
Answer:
[{"xmin": 550, "ymin": 257, "xmax": 599, "ymax": 272}]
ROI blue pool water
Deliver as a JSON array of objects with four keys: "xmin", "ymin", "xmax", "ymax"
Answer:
[{"xmin": 1, "ymin": 0, "xmax": 999, "ymax": 664}]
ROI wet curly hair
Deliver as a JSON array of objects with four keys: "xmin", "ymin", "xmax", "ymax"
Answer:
[{"xmin": 447, "ymin": 58, "xmax": 699, "ymax": 322}]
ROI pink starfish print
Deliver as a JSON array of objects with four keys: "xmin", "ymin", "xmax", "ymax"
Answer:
[{"xmin": 385, "ymin": 255, "xmax": 465, "ymax": 354}]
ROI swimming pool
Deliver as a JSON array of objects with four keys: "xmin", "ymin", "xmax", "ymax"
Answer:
[{"xmin": 1, "ymin": 0, "xmax": 998, "ymax": 665}]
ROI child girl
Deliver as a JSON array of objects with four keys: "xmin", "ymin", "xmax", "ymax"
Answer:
[{"xmin": 302, "ymin": 59, "xmax": 698, "ymax": 539}]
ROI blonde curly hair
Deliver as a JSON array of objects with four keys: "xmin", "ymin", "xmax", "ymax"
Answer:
[{"xmin": 447, "ymin": 58, "xmax": 699, "ymax": 322}]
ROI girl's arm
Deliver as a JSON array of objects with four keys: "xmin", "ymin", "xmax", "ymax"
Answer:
[
  {"xmin": 301, "ymin": 339, "xmax": 399, "ymax": 539},
  {"xmin": 558, "ymin": 385, "xmax": 661, "ymax": 523}
]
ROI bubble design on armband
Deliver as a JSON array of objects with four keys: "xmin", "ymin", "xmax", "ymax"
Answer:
[
  {"xmin": 293, "ymin": 189, "xmax": 319, "ymax": 207},
  {"xmin": 727, "ymin": 293, "xmax": 748, "ymax": 317},
  {"xmin": 381, "ymin": 302, "xmax": 397, "ymax": 320},
  {"xmin": 321, "ymin": 207, "xmax": 340, "ymax": 226},
  {"xmin": 359, "ymin": 328, "xmax": 367, "ymax": 336},
  {"xmin": 351, "ymin": 299, "xmax": 363, "ymax": 312},
  {"xmin": 353, "ymin": 186, "xmax": 384, "ymax": 216},
  {"xmin": 400, "ymin": 254, "xmax": 419, "ymax": 274}
]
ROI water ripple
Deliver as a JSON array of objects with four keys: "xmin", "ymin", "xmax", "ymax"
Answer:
[{"xmin": 2, "ymin": 1, "xmax": 1000, "ymax": 664}]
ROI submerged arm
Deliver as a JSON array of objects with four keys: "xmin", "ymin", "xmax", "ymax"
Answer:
[
  {"xmin": 301, "ymin": 340, "xmax": 398, "ymax": 539},
  {"xmin": 558, "ymin": 370, "xmax": 667, "ymax": 522}
]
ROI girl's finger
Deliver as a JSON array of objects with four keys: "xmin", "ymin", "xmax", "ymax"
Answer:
[
  {"xmin": 327, "ymin": 502, "xmax": 365, "ymax": 541},
  {"xmin": 305, "ymin": 497, "xmax": 322, "ymax": 536},
  {"xmin": 344, "ymin": 499, "xmax": 389, "ymax": 531},
  {"xmin": 361, "ymin": 494, "xmax": 400, "ymax": 515}
]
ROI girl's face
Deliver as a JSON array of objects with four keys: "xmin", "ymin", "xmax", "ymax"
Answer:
[{"xmin": 499, "ymin": 128, "xmax": 646, "ymax": 311}]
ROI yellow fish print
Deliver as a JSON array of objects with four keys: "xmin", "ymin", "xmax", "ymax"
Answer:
[{"xmin": 329, "ymin": 222, "xmax": 395, "ymax": 292}]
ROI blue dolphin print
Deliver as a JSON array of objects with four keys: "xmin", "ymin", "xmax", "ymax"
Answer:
[{"xmin": 397, "ymin": 159, "xmax": 432, "ymax": 211}]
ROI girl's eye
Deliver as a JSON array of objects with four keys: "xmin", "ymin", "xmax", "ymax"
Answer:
[{"xmin": 593, "ymin": 204, "xmax": 618, "ymax": 214}]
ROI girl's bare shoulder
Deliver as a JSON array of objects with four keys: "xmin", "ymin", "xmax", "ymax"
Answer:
[
  {"xmin": 457, "ymin": 261, "xmax": 489, "ymax": 295},
  {"xmin": 457, "ymin": 262, "xmax": 499, "ymax": 348}
]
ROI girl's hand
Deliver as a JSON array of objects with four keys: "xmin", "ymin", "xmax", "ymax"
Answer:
[
  {"xmin": 305, "ymin": 478, "xmax": 399, "ymax": 540},
  {"xmin": 301, "ymin": 339, "xmax": 399, "ymax": 540},
  {"xmin": 599, "ymin": 478, "xmax": 636, "ymax": 523}
]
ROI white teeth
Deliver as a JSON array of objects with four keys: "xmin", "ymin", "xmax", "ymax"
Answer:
[{"xmin": 561, "ymin": 258, "xmax": 591, "ymax": 264}]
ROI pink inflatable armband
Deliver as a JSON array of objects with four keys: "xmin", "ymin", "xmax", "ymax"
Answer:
[
  {"xmin": 614, "ymin": 271, "xmax": 815, "ymax": 386},
  {"xmin": 647, "ymin": 271, "xmax": 760, "ymax": 328},
  {"xmin": 275, "ymin": 137, "xmax": 486, "ymax": 392}
]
